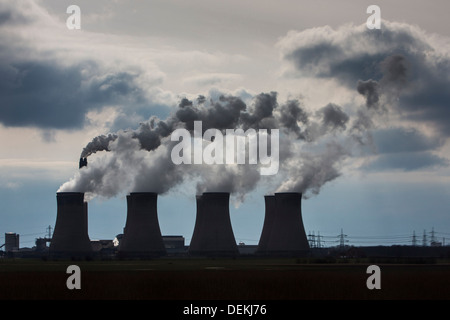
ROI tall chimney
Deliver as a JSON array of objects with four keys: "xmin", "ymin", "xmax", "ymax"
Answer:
[
  {"xmin": 265, "ymin": 192, "xmax": 310, "ymax": 256},
  {"xmin": 188, "ymin": 192, "xmax": 239, "ymax": 256},
  {"xmin": 49, "ymin": 192, "xmax": 92, "ymax": 257},
  {"xmin": 256, "ymin": 195, "xmax": 276, "ymax": 255},
  {"xmin": 119, "ymin": 192, "xmax": 166, "ymax": 257},
  {"xmin": 79, "ymin": 157, "xmax": 87, "ymax": 169}
]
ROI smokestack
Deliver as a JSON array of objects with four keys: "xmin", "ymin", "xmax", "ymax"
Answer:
[
  {"xmin": 256, "ymin": 195, "xmax": 276, "ymax": 255},
  {"xmin": 49, "ymin": 192, "xmax": 93, "ymax": 257},
  {"xmin": 265, "ymin": 192, "xmax": 310, "ymax": 256},
  {"xmin": 118, "ymin": 192, "xmax": 166, "ymax": 258},
  {"xmin": 79, "ymin": 157, "xmax": 87, "ymax": 169},
  {"xmin": 188, "ymin": 192, "xmax": 239, "ymax": 256}
]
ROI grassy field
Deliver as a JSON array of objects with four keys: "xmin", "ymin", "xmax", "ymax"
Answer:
[{"xmin": 0, "ymin": 257, "xmax": 449, "ymax": 300}]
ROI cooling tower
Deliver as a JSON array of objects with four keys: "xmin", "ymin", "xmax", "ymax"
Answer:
[
  {"xmin": 49, "ymin": 192, "xmax": 93, "ymax": 257},
  {"xmin": 265, "ymin": 192, "xmax": 310, "ymax": 256},
  {"xmin": 188, "ymin": 192, "xmax": 239, "ymax": 256},
  {"xmin": 256, "ymin": 195, "xmax": 276, "ymax": 254},
  {"xmin": 118, "ymin": 192, "xmax": 166, "ymax": 257},
  {"xmin": 187, "ymin": 195, "xmax": 205, "ymax": 253}
]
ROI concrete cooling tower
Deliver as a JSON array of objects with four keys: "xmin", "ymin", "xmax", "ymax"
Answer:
[
  {"xmin": 187, "ymin": 195, "xmax": 205, "ymax": 253},
  {"xmin": 260, "ymin": 192, "xmax": 310, "ymax": 256},
  {"xmin": 188, "ymin": 192, "xmax": 239, "ymax": 256},
  {"xmin": 118, "ymin": 192, "xmax": 166, "ymax": 257},
  {"xmin": 49, "ymin": 192, "xmax": 93, "ymax": 257},
  {"xmin": 255, "ymin": 195, "xmax": 276, "ymax": 254}
]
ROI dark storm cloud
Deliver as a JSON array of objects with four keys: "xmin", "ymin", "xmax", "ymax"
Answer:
[
  {"xmin": 363, "ymin": 152, "xmax": 448, "ymax": 172},
  {"xmin": 0, "ymin": 60, "xmax": 153, "ymax": 129},
  {"xmin": 361, "ymin": 127, "xmax": 448, "ymax": 171},
  {"xmin": 380, "ymin": 54, "xmax": 409, "ymax": 86},
  {"xmin": 0, "ymin": 1, "xmax": 172, "ymax": 132},
  {"xmin": 280, "ymin": 21, "xmax": 450, "ymax": 139},
  {"xmin": 0, "ymin": 6, "xmax": 33, "ymax": 26},
  {"xmin": 357, "ymin": 79, "xmax": 379, "ymax": 109},
  {"xmin": 372, "ymin": 128, "xmax": 444, "ymax": 154},
  {"xmin": 281, "ymin": 24, "xmax": 429, "ymax": 85}
]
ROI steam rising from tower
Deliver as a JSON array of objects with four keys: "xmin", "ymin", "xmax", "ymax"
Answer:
[{"xmin": 60, "ymin": 91, "xmax": 364, "ymax": 202}]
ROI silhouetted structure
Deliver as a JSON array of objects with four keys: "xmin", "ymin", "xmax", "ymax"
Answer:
[
  {"xmin": 188, "ymin": 192, "xmax": 239, "ymax": 256},
  {"xmin": 265, "ymin": 192, "xmax": 310, "ymax": 256},
  {"xmin": 79, "ymin": 157, "xmax": 87, "ymax": 169},
  {"xmin": 5, "ymin": 233, "xmax": 19, "ymax": 252},
  {"xmin": 49, "ymin": 192, "xmax": 93, "ymax": 257},
  {"xmin": 118, "ymin": 192, "xmax": 166, "ymax": 258},
  {"xmin": 256, "ymin": 195, "xmax": 276, "ymax": 254},
  {"xmin": 187, "ymin": 195, "xmax": 204, "ymax": 253}
]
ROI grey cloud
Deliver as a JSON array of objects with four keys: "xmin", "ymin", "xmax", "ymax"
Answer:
[
  {"xmin": 281, "ymin": 24, "xmax": 428, "ymax": 85},
  {"xmin": 363, "ymin": 152, "xmax": 448, "ymax": 172},
  {"xmin": 372, "ymin": 127, "xmax": 444, "ymax": 154},
  {"xmin": 0, "ymin": 59, "xmax": 169, "ymax": 130},
  {"xmin": 280, "ymin": 21, "xmax": 450, "ymax": 138},
  {"xmin": 380, "ymin": 54, "xmax": 409, "ymax": 86},
  {"xmin": 0, "ymin": 2, "xmax": 171, "ymax": 132},
  {"xmin": 361, "ymin": 127, "xmax": 448, "ymax": 172},
  {"xmin": 0, "ymin": 61, "xmax": 90, "ymax": 129},
  {"xmin": 357, "ymin": 79, "xmax": 379, "ymax": 109},
  {"xmin": 0, "ymin": 6, "xmax": 33, "ymax": 26}
]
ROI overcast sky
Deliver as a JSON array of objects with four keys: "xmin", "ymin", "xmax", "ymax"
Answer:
[{"xmin": 1, "ymin": 0, "xmax": 450, "ymax": 248}]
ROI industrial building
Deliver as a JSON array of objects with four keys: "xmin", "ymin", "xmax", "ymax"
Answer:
[
  {"xmin": 16, "ymin": 188, "xmax": 441, "ymax": 260},
  {"xmin": 5, "ymin": 233, "xmax": 20, "ymax": 253}
]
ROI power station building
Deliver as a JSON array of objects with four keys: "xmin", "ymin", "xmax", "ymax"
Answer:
[
  {"xmin": 47, "ymin": 186, "xmax": 309, "ymax": 258},
  {"xmin": 189, "ymin": 192, "xmax": 239, "ymax": 256},
  {"xmin": 5, "ymin": 232, "xmax": 20, "ymax": 253}
]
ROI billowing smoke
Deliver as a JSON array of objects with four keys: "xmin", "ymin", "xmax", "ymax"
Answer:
[
  {"xmin": 58, "ymin": 88, "xmax": 380, "ymax": 202},
  {"xmin": 61, "ymin": 22, "xmax": 425, "ymax": 201},
  {"xmin": 54, "ymin": 19, "xmax": 450, "ymax": 203}
]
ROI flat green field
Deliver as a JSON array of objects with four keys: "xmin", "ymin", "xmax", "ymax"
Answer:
[{"xmin": 0, "ymin": 258, "xmax": 449, "ymax": 300}]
